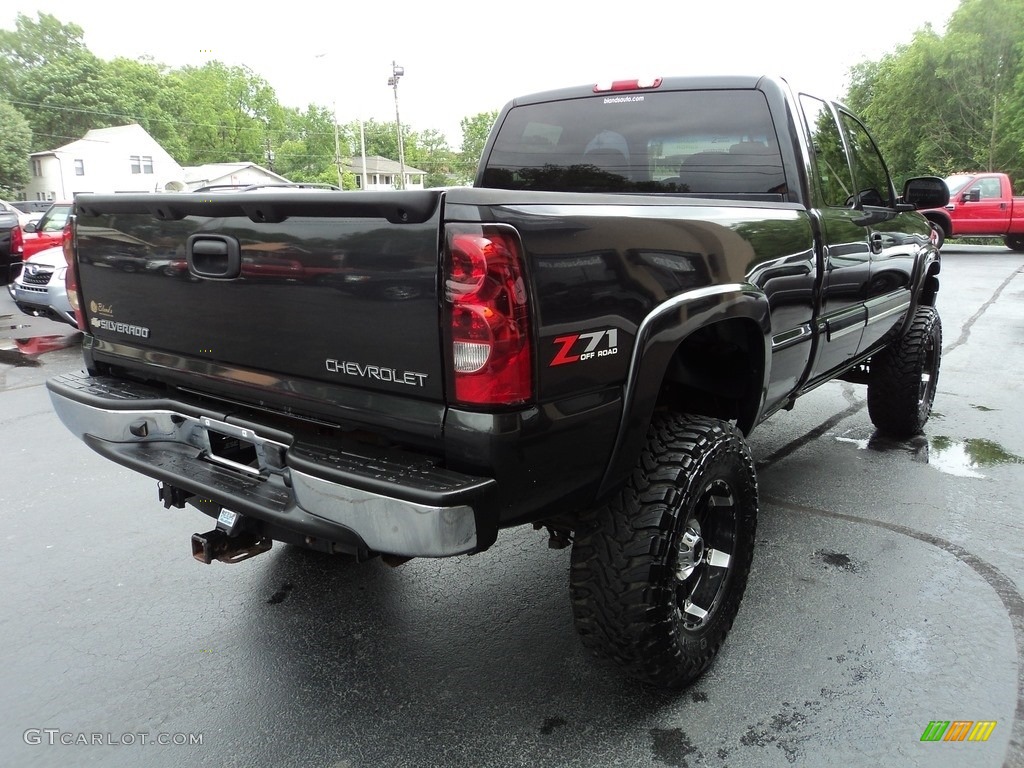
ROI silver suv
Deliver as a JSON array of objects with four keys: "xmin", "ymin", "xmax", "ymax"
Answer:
[{"xmin": 7, "ymin": 246, "xmax": 78, "ymax": 328}]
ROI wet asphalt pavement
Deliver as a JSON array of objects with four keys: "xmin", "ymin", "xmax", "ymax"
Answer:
[{"xmin": 1, "ymin": 246, "xmax": 1022, "ymax": 768}]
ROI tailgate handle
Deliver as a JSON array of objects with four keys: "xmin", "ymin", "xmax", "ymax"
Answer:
[{"xmin": 187, "ymin": 235, "xmax": 240, "ymax": 279}]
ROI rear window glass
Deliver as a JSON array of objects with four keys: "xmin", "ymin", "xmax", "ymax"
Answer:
[{"xmin": 481, "ymin": 90, "xmax": 787, "ymax": 200}]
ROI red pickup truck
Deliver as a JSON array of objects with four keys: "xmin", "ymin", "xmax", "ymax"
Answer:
[
  {"xmin": 21, "ymin": 202, "xmax": 73, "ymax": 260},
  {"xmin": 921, "ymin": 171, "xmax": 1024, "ymax": 250}
]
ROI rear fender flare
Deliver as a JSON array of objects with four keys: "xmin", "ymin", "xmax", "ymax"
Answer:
[{"xmin": 597, "ymin": 284, "xmax": 771, "ymax": 498}]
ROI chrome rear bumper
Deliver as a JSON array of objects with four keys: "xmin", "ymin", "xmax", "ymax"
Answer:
[{"xmin": 47, "ymin": 372, "xmax": 493, "ymax": 557}]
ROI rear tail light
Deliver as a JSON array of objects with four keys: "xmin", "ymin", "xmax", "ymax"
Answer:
[
  {"xmin": 11, "ymin": 223, "xmax": 23, "ymax": 259},
  {"xmin": 593, "ymin": 77, "xmax": 662, "ymax": 93},
  {"xmin": 444, "ymin": 225, "xmax": 532, "ymax": 406},
  {"xmin": 62, "ymin": 215, "xmax": 85, "ymax": 330}
]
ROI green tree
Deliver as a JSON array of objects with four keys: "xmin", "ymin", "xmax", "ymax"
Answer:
[
  {"xmin": 274, "ymin": 104, "xmax": 339, "ymax": 184},
  {"xmin": 847, "ymin": 28, "xmax": 949, "ymax": 179},
  {"xmin": 457, "ymin": 111, "xmax": 498, "ymax": 184},
  {"xmin": 408, "ymin": 128, "xmax": 456, "ymax": 187},
  {"xmin": 351, "ymin": 118, "xmax": 404, "ymax": 160},
  {"xmin": 103, "ymin": 57, "xmax": 188, "ymax": 161},
  {"xmin": 342, "ymin": 119, "xmax": 433, "ymax": 188},
  {"xmin": 845, "ymin": 0, "xmax": 1024, "ymax": 185},
  {"xmin": 0, "ymin": 13, "xmax": 113, "ymax": 151},
  {"xmin": 0, "ymin": 11, "xmax": 494, "ymax": 189},
  {"xmin": 942, "ymin": 0, "xmax": 1024, "ymax": 174},
  {"xmin": 168, "ymin": 62, "xmax": 283, "ymax": 165},
  {"xmin": 0, "ymin": 11, "xmax": 88, "ymax": 92},
  {"xmin": 0, "ymin": 97, "xmax": 31, "ymax": 196},
  {"xmin": 16, "ymin": 48, "xmax": 115, "ymax": 151}
]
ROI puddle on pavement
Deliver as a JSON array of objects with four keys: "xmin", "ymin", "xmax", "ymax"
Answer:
[
  {"xmin": 928, "ymin": 435, "xmax": 1024, "ymax": 477},
  {"xmin": 835, "ymin": 431, "xmax": 1023, "ymax": 478},
  {"xmin": 0, "ymin": 333, "xmax": 82, "ymax": 367}
]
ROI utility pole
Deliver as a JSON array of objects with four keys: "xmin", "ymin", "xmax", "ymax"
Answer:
[
  {"xmin": 360, "ymin": 120, "xmax": 368, "ymax": 190},
  {"xmin": 264, "ymin": 128, "xmax": 275, "ymax": 172},
  {"xmin": 332, "ymin": 100, "xmax": 343, "ymax": 188},
  {"xmin": 388, "ymin": 62, "xmax": 406, "ymax": 190}
]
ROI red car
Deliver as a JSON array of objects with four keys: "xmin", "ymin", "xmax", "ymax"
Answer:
[{"xmin": 22, "ymin": 202, "xmax": 72, "ymax": 260}]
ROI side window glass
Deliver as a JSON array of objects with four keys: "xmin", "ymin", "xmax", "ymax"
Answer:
[
  {"xmin": 837, "ymin": 111, "xmax": 894, "ymax": 208},
  {"xmin": 979, "ymin": 178, "xmax": 1001, "ymax": 199},
  {"xmin": 799, "ymin": 95, "xmax": 853, "ymax": 208},
  {"xmin": 46, "ymin": 208, "xmax": 69, "ymax": 232}
]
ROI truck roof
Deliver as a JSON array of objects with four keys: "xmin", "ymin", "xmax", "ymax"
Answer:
[{"xmin": 506, "ymin": 74, "xmax": 790, "ymax": 107}]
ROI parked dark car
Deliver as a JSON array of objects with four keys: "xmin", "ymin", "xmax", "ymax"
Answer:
[
  {"xmin": 10, "ymin": 200, "xmax": 52, "ymax": 227},
  {"xmin": 9, "ymin": 200, "xmax": 52, "ymax": 215},
  {"xmin": 0, "ymin": 198, "xmax": 24, "ymax": 285}
]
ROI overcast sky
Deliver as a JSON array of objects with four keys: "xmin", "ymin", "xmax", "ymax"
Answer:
[{"xmin": 4, "ymin": 0, "xmax": 963, "ymax": 146}]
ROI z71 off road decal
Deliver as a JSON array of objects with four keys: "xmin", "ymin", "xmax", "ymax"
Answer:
[{"xmin": 550, "ymin": 329, "xmax": 619, "ymax": 366}]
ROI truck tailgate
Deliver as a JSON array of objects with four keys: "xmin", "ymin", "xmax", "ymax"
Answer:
[{"xmin": 74, "ymin": 192, "xmax": 446, "ymax": 404}]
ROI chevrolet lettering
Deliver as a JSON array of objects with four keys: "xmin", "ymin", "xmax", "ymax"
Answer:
[
  {"xmin": 47, "ymin": 75, "xmax": 948, "ymax": 690},
  {"xmin": 324, "ymin": 359, "xmax": 428, "ymax": 387}
]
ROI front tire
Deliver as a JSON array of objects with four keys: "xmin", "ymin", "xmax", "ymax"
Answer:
[
  {"xmin": 570, "ymin": 413, "xmax": 758, "ymax": 689},
  {"xmin": 867, "ymin": 305, "xmax": 942, "ymax": 437},
  {"xmin": 1005, "ymin": 234, "xmax": 1024, "ymax": 252}
]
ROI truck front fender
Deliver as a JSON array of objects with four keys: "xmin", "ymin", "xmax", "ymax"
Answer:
[
  {"xmin": 922, "ymin": 210, "xmax": 952, "ymax": 239},
  {"xmin": 597, "ymin": 284, "xmax": 771, "ymax": 498}
]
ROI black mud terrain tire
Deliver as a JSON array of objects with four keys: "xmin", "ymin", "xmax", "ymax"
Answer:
[
  {"xmin": 1005, "ymin": 234, "xmax": 1024, "ymax": 252},
  {"xmin": 569, "ymin": 413, "xmax": 758, "ymax": 689},
  {"xmin": 867, "ymin": 305, "xmax": 942, "ymax": 438}
]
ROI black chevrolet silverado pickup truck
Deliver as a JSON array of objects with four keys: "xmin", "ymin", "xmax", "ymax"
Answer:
[{"xmin": 47, "ymin": 75, "xmax": 948, "ymax": 688}]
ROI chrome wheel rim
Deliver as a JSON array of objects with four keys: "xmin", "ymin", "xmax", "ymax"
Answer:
[
  {"xmin": 673, "ymin": 478, "xmax": 738, "ymax": 631},
  {"xmin": 918, "ymin": 327, "xmax": 939, "ymax": 420}
]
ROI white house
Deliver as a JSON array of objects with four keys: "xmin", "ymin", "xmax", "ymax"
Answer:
[
  {"xmin": 23, "ymin": 124, "xmax": 187, "ymax": 201},
  {"xmin": 344, "ymin": 155, "xmax": 426, "ymax": 190},
  {"xmin": 183, "ymin": 162, "xmax": 291, "ymax": 191}
]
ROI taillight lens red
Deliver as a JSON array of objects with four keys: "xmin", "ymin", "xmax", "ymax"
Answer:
[
  {"xmin": 445, "ymin": 225, "xmax": 531, "ymax": 406},
  {"xmin": 11, "ymin": 224, "xmax": 23, "ymax": 257},
  {"xmin": 593, "ymin": 77, "xmax": 662, "ymax": 92},
  {"xmin": 62, "ymin": 216, "xmax": 85, "ymax": 330}
]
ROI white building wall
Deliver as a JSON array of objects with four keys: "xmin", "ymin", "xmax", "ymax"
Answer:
[
  {"xmin": 23, "ymin": 155, "xmax": 63, "ymax": 201},
  {"xmin": 23, "ymin": 125, "xmax": 185, "ymax": 200},
  {"xmin": 356, "ymin": 172, "xmax": 426, "ymax": 191}
]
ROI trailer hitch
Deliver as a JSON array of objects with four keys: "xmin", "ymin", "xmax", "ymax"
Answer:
[
  {"xmin": 159, "ymin": 482, "xmax": 193, "ymax": 509},
  {"xmin": 191, "ymin": 529, "xmax": 272, "ymax": 564}
]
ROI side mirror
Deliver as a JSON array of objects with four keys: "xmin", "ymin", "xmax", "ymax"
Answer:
[
  {"xmin": 23, "ymin": 221, "xmax": 37, "ymax": 233},
  {"xmin": 962, "ymin": 188, "xmax": 981, "ymax": 203},
  {"xmin": 901, "ymin": 176, "xmax": 950, "ymax": 210}
]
